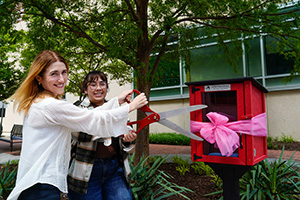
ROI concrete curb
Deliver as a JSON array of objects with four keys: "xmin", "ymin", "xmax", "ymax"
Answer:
[{"xmin": 0, "ymin": 153, "xmax": 20, "ymax": 164}]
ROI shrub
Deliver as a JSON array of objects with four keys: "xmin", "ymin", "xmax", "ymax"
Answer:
[
  {"xmin": 280, "ymin": 133, "xmax": 297, "ymax": 143},
  {"xmin": 130, "ymin": 154, "xmax": 193, "ymax": 199},
  {"xmin": 172, "ymin": 155, "xmax": 191, "ymax": 175},
  {"xmin": 209, "ymin": 173, "xmax": 223, "ymax": 190},
  {"xmin": 175, "ymin": 165, "xmax": 190, "ymax": 176},
  {"xmin": 191, "ymin": 162, "xmax": 206, "ymax": 175},
  {"xmin": 149, "ymin": 133, "xmax": 191, "ymax": 146},
  {"xmin": 267, "ymin": 134, "xmax": 297, "ymax": 150},
  {"xmin": 148, "ymin": 155, "xmax": 165, "ymax": 164},
  {"xmin": 239, "ymin": 146, "xmax": 300, "ymax": 199},
  {"xmin": 172, "ymin": 155, "xmax": 190, "ymax": 166},
  {"xmin": 267, "ymin": 136, "xmax": 274, "ymax": 149},
  {"xmin": 0, "ymin": 160, "xmax": 18, "ymax": 199},
  {"xmin": 205, "ymin": 147, "xmax": 300, "ymax": 199}
]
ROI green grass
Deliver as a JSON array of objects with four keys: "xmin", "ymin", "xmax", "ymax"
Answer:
[{"xmin": 149, "ymin": 133, "xmax": 191, "ymax": 146}]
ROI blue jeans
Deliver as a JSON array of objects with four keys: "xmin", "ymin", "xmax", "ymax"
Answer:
[
  {"xmin": 18, "ymin": 183, "xmax": 61, "ymax": 200},
  {"xmin": 68, "ymin": 156, "xmax": 132, "ymax": 200}
]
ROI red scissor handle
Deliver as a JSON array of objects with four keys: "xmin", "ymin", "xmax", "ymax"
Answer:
[{"xmin": 126, "ymin": 89, "xmax": 160, "ymax": 133}]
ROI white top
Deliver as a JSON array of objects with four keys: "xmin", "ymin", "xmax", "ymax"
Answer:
[{"xmin": 7, "ymin": 97, "xmax": 129, "ymax": 200}]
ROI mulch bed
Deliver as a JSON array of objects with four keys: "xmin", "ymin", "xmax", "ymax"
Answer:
[
  {"xmin": 157, "ymin": 163, "xmax": 221, "ymax": 200},
  {"xmin": 156, "ymin": 141, "xmax": 300, "ymax": 200}
]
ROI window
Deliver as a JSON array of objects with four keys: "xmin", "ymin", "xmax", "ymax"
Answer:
[
  {"xmin": 151, "ymin": 57, "xmax": 180, "ymax": 88},
  {"xmin": 149, "ymin": 55, "xmax": 183, "ymax": 99},
  {"xmin": 245, "ymin": 38, "xmax": 262, "ymax": 77},
  {"xmin": 189, "ymin": 44, "xmax": 243, "ymax": 82},
  {"xmin": 265, "ymin": 36, "xmax": 294, "ymax": 76}
]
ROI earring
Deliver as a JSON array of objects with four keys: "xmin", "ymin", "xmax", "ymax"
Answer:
[{"xmin": 38, "ymin": 82, "xmax": 41, "ymax": 85}]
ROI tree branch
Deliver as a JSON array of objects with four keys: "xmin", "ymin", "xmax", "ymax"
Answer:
[
  {"xmin": 124, "ymin": 0, "xmax": 139, "ymax": 22},
  {"xmin": 150, "ymin": 33, "xmax": 169, "ymax": 79},
  {"xmin": 28, "ymin": 0, "xmax": 108, "ymax": 51},
  {"xmin": 149, "ymin": 29, "xmax": 164, "ymax": 50}
]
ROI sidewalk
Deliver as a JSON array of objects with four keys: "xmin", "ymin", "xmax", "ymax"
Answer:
[
  {"xmin": 1, "ymin": 140, "xmax": 300, "ymax": 164},
  {"xmin": 0, "ymin": 140, "xmax": 21, "ymax": 164}
]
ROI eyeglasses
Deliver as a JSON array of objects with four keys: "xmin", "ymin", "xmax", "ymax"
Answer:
[{"xmin": 88, "ymin": 81, "xmax": 107, "ymax": 90}]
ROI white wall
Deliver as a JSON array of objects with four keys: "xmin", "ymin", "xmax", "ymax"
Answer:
[
  {"xmin": 148, "ymin": 99, "xmax": 191, "ymax": 134},
  {"xmin": 1, "ymin": 101, "xmax": 24, "ymax": 134},
  {"xmin": 266, "ymin": 89, "xmax": 300, "ymax": 141}
]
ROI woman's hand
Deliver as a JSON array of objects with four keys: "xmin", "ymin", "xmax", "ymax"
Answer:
[
  {"xmin": 118, "ymin": 90, "xmax": 133, "ymax": 105},
  {"xmin": 129, "ymin": 93, "xmax": 148, "ymax": 112},
  {"xmin": 122, "ymin": 130, "xmax": 137, "ymax": 142}
]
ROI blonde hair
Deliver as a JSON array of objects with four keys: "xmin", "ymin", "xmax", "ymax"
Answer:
[{"xmin": 10, "ymin": 50, "xmax": 69, "ymax": 115}]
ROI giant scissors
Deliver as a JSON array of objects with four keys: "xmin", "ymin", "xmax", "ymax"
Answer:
[{"xmin": 127, "ymin": 90, "xmax": 206, "ymax": 141}]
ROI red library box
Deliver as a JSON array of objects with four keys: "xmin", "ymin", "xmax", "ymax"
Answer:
[{"xmin": 186, "ymin": 77, "xmax": 268, "ymax": 166}]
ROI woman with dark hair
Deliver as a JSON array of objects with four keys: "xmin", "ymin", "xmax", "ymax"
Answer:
[
  {"xmin": 68, "ymin": 71, "xmax": 135, "ymax": 200},
  {"xmin": 7, "ymin": 51, "xmax": 147, "ymax": 200}
]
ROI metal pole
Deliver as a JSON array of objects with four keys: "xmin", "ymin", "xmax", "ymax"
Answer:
[
  {"xmin": 0, "ymin": 102, "xmax": 4, "ymax": 135},
  {"xmin": 207, "ymin": 163, "xmax": 251, "ymax": 200}
]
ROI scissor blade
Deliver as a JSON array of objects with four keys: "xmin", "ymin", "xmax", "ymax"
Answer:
[
  {"xmin": 158, "ymin": 119, "xmax": 203, "ymax": 141},
  {"xmin": 156, "ymin": 105, "xmax": 207, "ymax": 120}
]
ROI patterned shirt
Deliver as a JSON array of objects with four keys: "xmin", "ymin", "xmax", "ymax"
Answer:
[{"xmin": 67, "ymin": 98, "xmax": 134, "ymax": 194}]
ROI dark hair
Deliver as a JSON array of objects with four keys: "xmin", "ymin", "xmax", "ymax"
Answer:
[{"xmin": 81, "ymin": 71, "xmax": 108, "ymax": 93}]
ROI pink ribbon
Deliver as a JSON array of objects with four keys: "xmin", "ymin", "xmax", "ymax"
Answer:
[{"xmin": 190, "ymin": 112, "xmax": 267, "ymax": 157}]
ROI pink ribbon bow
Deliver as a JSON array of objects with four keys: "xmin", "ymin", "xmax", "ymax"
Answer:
[{"xmin": 190, "ymin": 112, "xmax": 267, "ymax": 157}]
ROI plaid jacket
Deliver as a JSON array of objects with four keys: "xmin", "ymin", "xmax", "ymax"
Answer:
[{"xmin": 67, "ymin": 98, "xmax": 133, "ymax": 194}]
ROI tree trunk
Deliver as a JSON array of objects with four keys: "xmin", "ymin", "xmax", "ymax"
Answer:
[
  {"xmin": 134, "ymin": 75, "xmax": 151, "ymax": 165},
  {"xmin": 134, "ymin": 0, "xmax": 151, "ymax": 164}
]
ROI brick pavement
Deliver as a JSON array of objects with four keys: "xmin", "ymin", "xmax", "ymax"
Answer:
[{"xmin": 0, "ymin": 140, "xmax": 21, "ymax": 155}]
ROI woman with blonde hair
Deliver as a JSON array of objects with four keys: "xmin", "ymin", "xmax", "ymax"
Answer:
[{"xmin": 7, "ymin": 50, "xmax": 147, "ymax": 200}]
